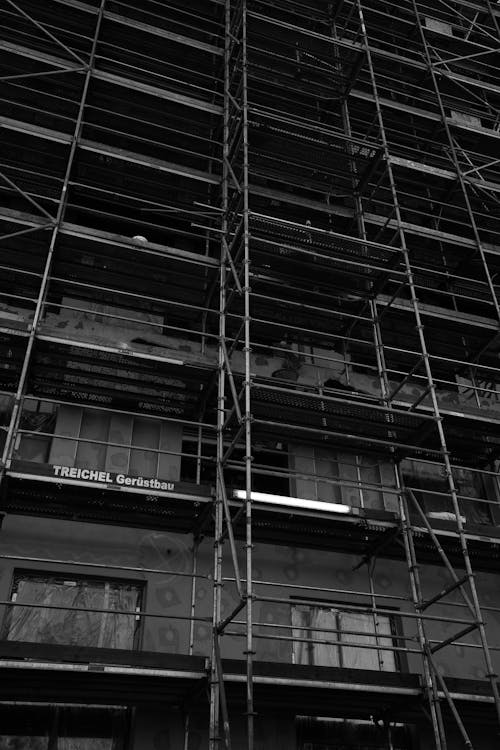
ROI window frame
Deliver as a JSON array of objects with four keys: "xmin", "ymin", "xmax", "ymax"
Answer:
[
  {"xmin": 71, "ymin": 409, "xmax": 165, "ymax": 479},
  {"xmin": 401, "ymin": 459, "xmax": 497, "ymax": 527},
  {"xmin": 289, "ymin": 444, "xmax": 393, "ymax": 512},
  {"xmin": 18, "ymin": 401, "xmax": 183, "ymax": 483},
  {"xmin": 290, "ymin": 598, "xmax": 406, "ymax": 673},
  {"xmin": 3, "ymin": 570, "xmax": 145, "ymax": 652}
]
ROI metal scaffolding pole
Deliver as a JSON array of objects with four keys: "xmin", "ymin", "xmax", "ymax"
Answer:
[
  {"xmin": 211, "ymin": 0, "xmax": 232, "ymax": 746},
  {"xmin": 396, "ymin": 473, "xmax": 450, "ymax": 750},
  {"xmin": 357, "ymin": 0, "xmax": 500, "ymax": 744},
  {"xmin": 410, "ymin": 0, "xmax": 500, "ymax": 731},
  {"xmin": 212, "ymin": 0, "xmax": 254, "ymax": 746},
  {"xmin": 0, "ymin": 0, "xmax": 107, "ymax": 480},
  {"xmin": 413, "ymin": 28, "xmax": 500, "ymax": 325},
  {"xmin": 239, "ymin": 3, "xmax": 256, "ymax": 744},
  {"xmin": 3, "ymin": 0, "xmax": 500, "ymax": 745}
]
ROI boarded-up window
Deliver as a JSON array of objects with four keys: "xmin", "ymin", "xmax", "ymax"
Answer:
[
  {"xmin": 17, "ymin": 404, "xmax": 182, "ymax": 481},
  {"xmin": 289, "ymin": 445, "xmax": 397, "ymax": 512}
]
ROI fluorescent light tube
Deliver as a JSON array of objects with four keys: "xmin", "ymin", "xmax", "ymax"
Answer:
[{"xmin": 233, "ymin": 490, "xmax": 350, "ymax": 514}]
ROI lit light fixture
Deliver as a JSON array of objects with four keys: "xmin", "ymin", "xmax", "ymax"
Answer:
[{"xmin": 233, "ymin": 490, "xmax": 350, "ymax": 514}]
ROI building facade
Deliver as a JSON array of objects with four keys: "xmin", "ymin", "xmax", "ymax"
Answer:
[{"xmin": 1, "ymin": 0, "xmax": 500, "ymax": 748}]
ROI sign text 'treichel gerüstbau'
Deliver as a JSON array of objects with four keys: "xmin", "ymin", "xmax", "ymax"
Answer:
[{"xmin": 52, "ymin": 465, "xmax": 175, "ymax": 491}]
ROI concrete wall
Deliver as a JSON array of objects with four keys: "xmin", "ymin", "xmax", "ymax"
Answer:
[
  {"xmin": 0, "ymin": 516, "xmax": 197, "ymax": 655},
  {"xmin": 0, "ymin": 515, "xmax": 498, "ymax": 748},
  {"xmin": 1, "ymin": 515, "xmax": 499, "ymax": 682},
  {"xmin": 194, "ymin": 539, "xmax": 500, "ymax": 683}
]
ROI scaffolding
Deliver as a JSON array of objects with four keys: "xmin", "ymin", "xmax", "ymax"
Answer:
[{"xmin": 2, "ymin": 0, "xmax": 500, "ymax": 749}]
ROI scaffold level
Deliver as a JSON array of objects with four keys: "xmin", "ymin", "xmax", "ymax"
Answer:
[{"xmin": 2, "ymin": 1, "xmax": 500, "ymax": 749}]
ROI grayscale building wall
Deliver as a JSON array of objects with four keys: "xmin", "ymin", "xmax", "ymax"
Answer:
[{"xmin": 1, "ymin": 1, "xmax": 500, "ymax": 749}]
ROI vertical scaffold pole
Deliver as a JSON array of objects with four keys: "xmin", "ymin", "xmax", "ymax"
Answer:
[
  {"xmin": 396, "ymin": 471, "xmax": 448, "ymax": 750},
  {"xmin": 0, "ymin": 0, "xmax": 107, "ymax": 480},
  {"xmin": 184, "ymin": 539, "xmax": 200, "ymax": 750},
  {"xmin": 412, "ymin": 3, "xmax": 500, "ymax": 325},
  {"xmin": 239, "ymin": 2, "xmax": 256, "ymax": 746},
  {"xmin": 409, "ymin": 0, "xmax": 500, "ymax": 730},
  {"xmin": 356, "ymin": 0, "xmax": 500, "ymax": 743},
  {"xmin": 213, "ymin": 0, "xmax": 254, "ymax": 745},
  {"xmin": 210, "ymin": 0, "xmax": 232, "ymax": 746}
]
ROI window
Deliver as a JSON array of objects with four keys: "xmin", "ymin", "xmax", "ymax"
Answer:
[
  {"xmin": 291, "ymin": 603, "xmax": 399, "ymax": 671},
  {"xmin": 296, "ymin": 716, "xmax": 414, "ymax": 750},
  {"xmin": 457, "ymin": 373, "xmax": 500, "ymax": 405},
  {"xmin": 17, "ymin": 403, "xmax": 182, "ymax": 482},
  {"xmin": 290, "ymin": 444, "xmax": 397, "ymax": 512},
  {"xmin": 401, "ymin": 459, "xmax": 495, "ymax": 526},
  {"xmin": 0, "ymin": 704, "xmax": 128, "ymax": 750},
  {"xmin": 252, "ymin": 441, "xmax": 290, "ymax": 495},
  {"xmin": 17, "ymin": 400, "xmax": 56, "ymax": 464},
  {"xmin": 3, "ymin": 572, "xmax": 142, "ymax": 650}
]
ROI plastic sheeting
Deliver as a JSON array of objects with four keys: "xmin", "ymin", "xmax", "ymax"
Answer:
[
  {"xmin": 292, "ymin": 605, "xmax": 396, "ymax": 671},
  {"xmin": 5, "ymin": 575, "xmax": 141, "ymax": 650}
]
